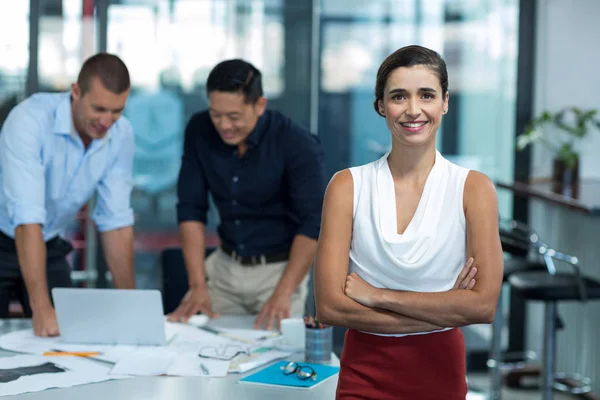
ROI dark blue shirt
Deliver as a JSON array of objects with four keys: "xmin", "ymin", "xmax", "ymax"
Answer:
[{"xmin": 176, "ymin": 109, "xmax": 326, "ymax": 257}]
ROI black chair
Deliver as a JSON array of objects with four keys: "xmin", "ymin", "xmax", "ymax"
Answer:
[
  {"xmin": 508, "ymin": 239, "xmax": 600, "ymax": 400},
  {"xmin": 488, "ymin": 220, "xmax": 548, "ymax": 400},
  {"xmin": 160, "ymin": 246, "xmax": 216, "ymax": 314}
]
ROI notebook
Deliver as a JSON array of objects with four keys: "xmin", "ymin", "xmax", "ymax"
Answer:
[{"xmin": 238, "ymin": 360, "xmax": 339, "ymax": 390}]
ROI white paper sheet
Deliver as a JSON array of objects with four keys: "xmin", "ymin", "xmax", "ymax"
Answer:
[
  {"xmin": 102, "ymin": 328, "xmax": 232, "ymax": 377},
  {"xmin": 107, "ymin": 338, "xmax": 236, "ymax": 378},
  {"xmin": 0, "ymin": 330, "xmax": 66, "ymax": 355},
  {"xmin": 0, "ymin": 355, "xmax": 127, "ymax": 397},
  {"xmin": 165, "ymin": 320, "xmax": 205, "ymax": 341},
  {"xmin": 167, "ymin": 354, "xmax": 230, "ymax": 377},
  {"xmin": 0, "ymin": 321, "xmax": 202, "ymax": 362},
  {"xmin": 228, "ymin": 349, "xmax": 293, "ymax": 373},
  {"xmin": 0, "ymin": 323, "xmax": 288, "ymax": 379},
  {"xmin": 168, "ymin": 329, "xmax": 234, "ymax": 350},
  {"xmin": 216, "ymin": 328, "xmax": 280, "ymax": 344},
  {"xmin": 105, "ymin": 331, "xmax": 234, "ymax": 377},
  {"xmin": 109, "ymin": 348, "xmax": 176, "ymax": 376}
]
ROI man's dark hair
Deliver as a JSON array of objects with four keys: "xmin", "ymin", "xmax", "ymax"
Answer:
[
  {"xmin": 77, "ymin": 53, "xmax": 130, "ymax": 95},
  {"xmin": 374, "ymin": 45, "xmax": 448, "ymax": 117},
  {"xmin": 206, "ymin": 59, "xmax": 263, "ymax": 104}
]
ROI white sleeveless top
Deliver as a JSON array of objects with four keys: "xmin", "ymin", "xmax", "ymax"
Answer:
[{"xmin": 348, "ymin": 150, "xmax": 470, "ymax": 337}]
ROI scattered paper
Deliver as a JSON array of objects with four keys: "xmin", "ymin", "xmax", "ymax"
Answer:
[
  {"xmin": 165, "ymin": 320, "xmax": 204, "ymax": 341},
  {"xmin": 110, "ymin": 348, "xmax": 176, "ymax": 376},
  {"xmin": 0, "ymin": 321, "xmax": 202, "ymax": 363},
  {"xmin": 90, "ymin": 345, "xmax": 139, "ymax": 363},
  {"xmin": 0, "ymin": 330, "xmax": 65, "ymax": 355},
  {"xmin": 168, "ymin": 330, "xmax": 233, "ymax": 350},
  {"xmin": 0, "ymin": 323, "xmax": 294, "ymax": 380},
  {"xmin": 167, "ymin": 354, "xmax": 230, "ymax": 377},
  {"xmin": 218, "ymin": 328, "xmax": 277, "ymax": 344},
  {"xmin": 229, "ymin": 349, "xmax": 293, "ymax": 373},
  {"xmin": 0, "ymin": 355, "xmax": 127, "ymax": 397}
]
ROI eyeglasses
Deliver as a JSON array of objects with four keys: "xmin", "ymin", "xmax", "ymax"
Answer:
[
  {"xmin": 198, "ymin": 345, "xmax": 249, "ymax": 361},
  {"xmin": 280, "ymin": 361, "xmax": 317, "ymax": 381}
]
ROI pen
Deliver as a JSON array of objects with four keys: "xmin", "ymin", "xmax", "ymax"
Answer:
[
  {"xmin": 200, "ymin": 363, "xmax": 210, "ymax": 375},
  {"xmin": 256, "ymin": 331, "xmax": 280, "ymax": 341},
  {"xmin": 43, "ymin": 352, "xmax": 100, "ymax": 357},
  {"xmin": 199, "ymin": 326, "xmax": 255, "ymax": 344}
]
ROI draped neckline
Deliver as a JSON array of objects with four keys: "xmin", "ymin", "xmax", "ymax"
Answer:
[{"xmin": 374, "ymin": 150, "xmax": 449, "ymax": 264}]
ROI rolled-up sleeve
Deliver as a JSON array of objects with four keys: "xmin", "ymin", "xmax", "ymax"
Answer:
[
  {"xmin": 92, "ymin": 121, "xmax": 135, "ymax": 232},
  {"xmin": 176, "ymin": 117, "xmax": 209, "ymax": 224},
  {"xmin": 0, "ymin": 105, "xmax": 46, "ymax": 230},
  {"xmin": 284, "ymin": 128, "xmax": 326, "ymax": 240}
]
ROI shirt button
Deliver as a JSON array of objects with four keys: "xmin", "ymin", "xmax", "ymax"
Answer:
[
  {"xmin": 235, "ymin": 219, "xmax": 240, "ymax": 225},
  {"xmin": 232, "ymin": 200, "xmax": 238, "ymax": 206},
  {"xmin": 232, "ymin": 176, "xmax": 239, "ymax": 183},
  {"xmin": 239, "ymin": 244, "xmax": 245, "ymax": 250}
]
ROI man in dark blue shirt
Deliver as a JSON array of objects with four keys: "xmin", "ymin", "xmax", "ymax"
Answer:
[{"xmin": 167, "ymin": 59, "xmax": 326, "ymax": 330}]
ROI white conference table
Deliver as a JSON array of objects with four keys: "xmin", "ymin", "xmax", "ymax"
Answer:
[{"xmin": 0, "ymin": 316, "xmax": 340, "ymax": 400}]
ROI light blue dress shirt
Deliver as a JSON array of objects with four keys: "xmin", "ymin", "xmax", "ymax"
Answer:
[{"xmin": 0, "ymin": 92, "xmax": 135, "ymax": 240}]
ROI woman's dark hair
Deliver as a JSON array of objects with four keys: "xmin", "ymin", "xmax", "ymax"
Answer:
[
  {"xmin": 206, "ymin": 59, "xmax": 263, "ymax": 104},
  {"xmin": 77, "ymin": 53, "xmax": 130, "ymax": 95},
  {"xmin": 373, "ymin": 45, "xmax": 448, "ymax": 117}
]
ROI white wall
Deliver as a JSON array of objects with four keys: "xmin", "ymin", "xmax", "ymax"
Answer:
[
  {"xmin": 526, "ymin": 2, "xmax": 600, "ymax": 392},
  {"xmin": 532, "ymin": 0, "xmax": 600, "ymax": 179}
]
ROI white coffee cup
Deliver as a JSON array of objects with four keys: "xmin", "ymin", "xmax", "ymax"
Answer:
[{"xmin": 280, "ymin": 318, "xmax": 305, "ymax": 349}]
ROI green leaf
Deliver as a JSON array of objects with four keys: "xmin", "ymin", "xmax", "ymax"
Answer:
[
  {"xmin": 558, "ymin": 143, "xmax": 578, "ymax": 169},
  {"xmin": 522, "ymin": 107, "xmax": 599, "ymax": 155},
  {"xmin": 581, "ymin": 109, "xmax": 597, "ymax": 120},
  {"xmin": 541, "ymin": 112, "xmax": 552, "ymax": 122},
  {"xmin": 516, "ymin": 131, "xmax": 540, "ymax": 150}
]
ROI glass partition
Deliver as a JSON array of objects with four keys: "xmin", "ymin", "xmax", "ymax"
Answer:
[
  {"xmin": 105, "ymin": 0, "xmax": 306, "ymax": 288},
  {"xmin": 0, "ymin": 0, "xmax": 29, "ymax": 125},
  {"xmin": 0, "ymin": 0, "xmax": 521, "ymax": 287},
  {"xmin": 38, "ymin": 0, "xmax": 98, "ymax": 92},
  {"xmin": 318, "ymin": 0, "xmax": 519, "ymax": 218}
]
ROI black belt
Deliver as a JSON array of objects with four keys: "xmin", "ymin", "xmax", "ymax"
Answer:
[
  {"xmin": 0, "ymin": 231, "xmax": 73, "ymax": 259},
  {"xmin": 220, "ymin": 243, "xmax": 289, "ymax": 266}
]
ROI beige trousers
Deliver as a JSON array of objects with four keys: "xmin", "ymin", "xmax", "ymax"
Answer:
[{"xmin": 205, "ymin": 248, "xmax": 309, "ymax": 316}]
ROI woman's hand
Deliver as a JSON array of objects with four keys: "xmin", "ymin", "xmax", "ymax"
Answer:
[
  {"xmin": 344, "ymin": 273, "xmax": 381, "ymax": 308},
  {"xmin": 451, "ymin": 257, "xmax": 477, "ymax": 291}
]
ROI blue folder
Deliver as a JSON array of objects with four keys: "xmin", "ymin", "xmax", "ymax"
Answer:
[{"xmin": 238, "ymin": 360, "xmax": 340, "ymax": 389}]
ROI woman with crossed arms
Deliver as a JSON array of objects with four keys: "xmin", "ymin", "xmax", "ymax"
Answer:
[{"xmin": 314, "ymin": 45, "xmax": 504, "ymax": 399}]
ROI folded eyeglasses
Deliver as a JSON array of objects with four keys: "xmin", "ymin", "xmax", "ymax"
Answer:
[{"xmin": 280, "ymin": 361, "xmax": 317, "ymax": 381}]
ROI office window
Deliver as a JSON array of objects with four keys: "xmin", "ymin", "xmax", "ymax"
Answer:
[
  {"xmin": 318, "ymin": 0, "xmax": 519, "ymax": 218},
  {"xmin": 38, "ymin": 0, "xmax": 97, "ymax": 91},
  {"xmin": 0, "ymin": 0, "xmax": 29, "ymax": 125}
]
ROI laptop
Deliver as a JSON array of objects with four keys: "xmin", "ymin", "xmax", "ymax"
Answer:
[{"xmin": 52, "ymin": 288, "xmax": 168, "ymax": 346}]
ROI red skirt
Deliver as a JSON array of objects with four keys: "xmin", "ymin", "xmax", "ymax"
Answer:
[{"xmin": 336, "ymin": 328, "xmax": 467, "ymax": 400}]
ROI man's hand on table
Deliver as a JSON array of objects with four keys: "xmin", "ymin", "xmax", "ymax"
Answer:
[
  {"xmin": 253, "ymin": 290, "xmax": 291, "ymax": 331},
  {"xmin": 32, "ymin": 305, "xmax": 60, "ymax": 337},
  {"xmin": 166, "ymin": 284, "xmax": 220, "ymax": 323}
]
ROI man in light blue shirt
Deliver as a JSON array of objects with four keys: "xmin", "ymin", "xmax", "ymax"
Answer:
[{"xmin": 0, "ymin": 53, "xmax": 136, "ymax": 337}]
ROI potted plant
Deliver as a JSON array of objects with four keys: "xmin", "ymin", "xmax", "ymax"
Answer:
[{"xmin": 516, "ymin": 107, "xmax": 600, "ymax": 187}]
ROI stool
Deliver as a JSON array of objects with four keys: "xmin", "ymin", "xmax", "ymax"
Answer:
[
  {"xmin": 488, "ymin": 220, "xmax": 547, "ymax": 399},
  {"xmin": 509, "ymin": 257, "xmax": 600, "ymax": 399},
  {"xmin": 488, "ymin": 257, "xmax": 544, "ymax": 399}
]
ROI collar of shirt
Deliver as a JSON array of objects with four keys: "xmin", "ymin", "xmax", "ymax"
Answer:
[
  {"xmin": 53, "ymin": 93, "xmax": 112, "ymax": 146},
  {"xmin": 244, "ymin": 112, "xmax": 269, "ymax": 149}
]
